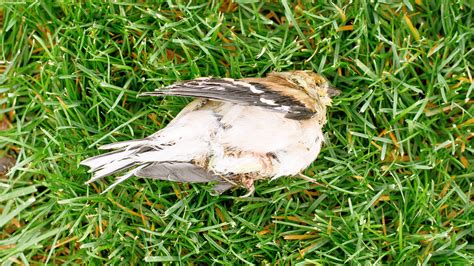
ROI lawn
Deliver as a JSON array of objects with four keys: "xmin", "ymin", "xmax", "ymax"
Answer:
[{"xmin": 0, "ymin": 1, "xmax": 472, "ymax": 264}]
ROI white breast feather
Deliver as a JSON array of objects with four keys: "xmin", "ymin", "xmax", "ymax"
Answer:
[{"xmin": 208, "ymin": 104, "xmax": 324, "ymax": 177}]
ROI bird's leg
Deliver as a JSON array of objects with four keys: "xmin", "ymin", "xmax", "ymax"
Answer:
[
  {"xmin": 240, "ymin": 177, "xmax": 255, "ymax": 198},
  {"xmin": 238, "ymin": 153, "xmax": 272, "ymax": 198}
]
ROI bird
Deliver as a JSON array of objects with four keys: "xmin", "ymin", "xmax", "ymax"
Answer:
[{"xmin": 80, "ymin": 70, "xmax": 340, "ymax": 196}]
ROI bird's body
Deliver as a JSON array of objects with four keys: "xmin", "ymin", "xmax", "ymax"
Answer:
[{"xmin": 81, "ymin": 71, "xmax": 339, "ymax": 194}]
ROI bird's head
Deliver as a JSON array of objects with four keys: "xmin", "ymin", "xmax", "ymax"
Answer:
[{"xmin": 269, "ymin": 70, "xmax": 340, "ymax": 111}]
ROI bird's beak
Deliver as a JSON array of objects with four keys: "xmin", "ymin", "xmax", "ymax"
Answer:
[{"xmin": 327, "ymin": 86, "xmax": 341, "ymax": 97}]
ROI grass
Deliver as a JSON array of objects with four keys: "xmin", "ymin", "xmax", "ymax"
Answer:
[{"xmin": 0, "ymin": 1, "xmax": 472, "ymax": 264}]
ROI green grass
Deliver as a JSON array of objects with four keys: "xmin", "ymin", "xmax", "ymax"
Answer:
[{"xmin": 0, "ymin": 1, "xmax": 472, "ymax": 264}]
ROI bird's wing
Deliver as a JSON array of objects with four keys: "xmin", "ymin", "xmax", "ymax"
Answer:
[
  {"xmin": 140, "ymin": 76, "xmax": 316, "ymax": 120},
  {"xmin": 135, "ymin": 162, "xmax": 233, "ymax": 194},
  {"xmin": 135, "ymin": 162, "xmax": 218, "ymax": 182}
]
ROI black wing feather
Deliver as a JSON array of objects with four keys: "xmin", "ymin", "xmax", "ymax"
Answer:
[{"xmin": 140, "ymin": 78, "xmax": 314, "ymax": 120}]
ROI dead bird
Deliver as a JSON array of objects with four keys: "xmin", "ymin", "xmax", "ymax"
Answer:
[{"xmin": 81, "ymin": 71, "xmax": 340, "ymax": 196}]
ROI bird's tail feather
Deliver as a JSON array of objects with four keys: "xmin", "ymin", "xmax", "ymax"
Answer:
[
  {"xmin": 85, "ymin": 158, "xmax": 135, "ymax": 184},
  {"xmin": 81, "ymin": 141, "xmax": 233, "ymax": 194},
  {"xmin": 100, "ymin": 164, "xmax": 149, "ymax": 194},
  {"xmin": 80, "ymin": 149, "xmax": 136, "ymax": 171},
  {"xmin": 98, "ymin": 139, "xmax": 153, "ymax": 150},
  {"xmin": 81, "ymin": 145, "xmax": 155, "ymax": 185}
]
